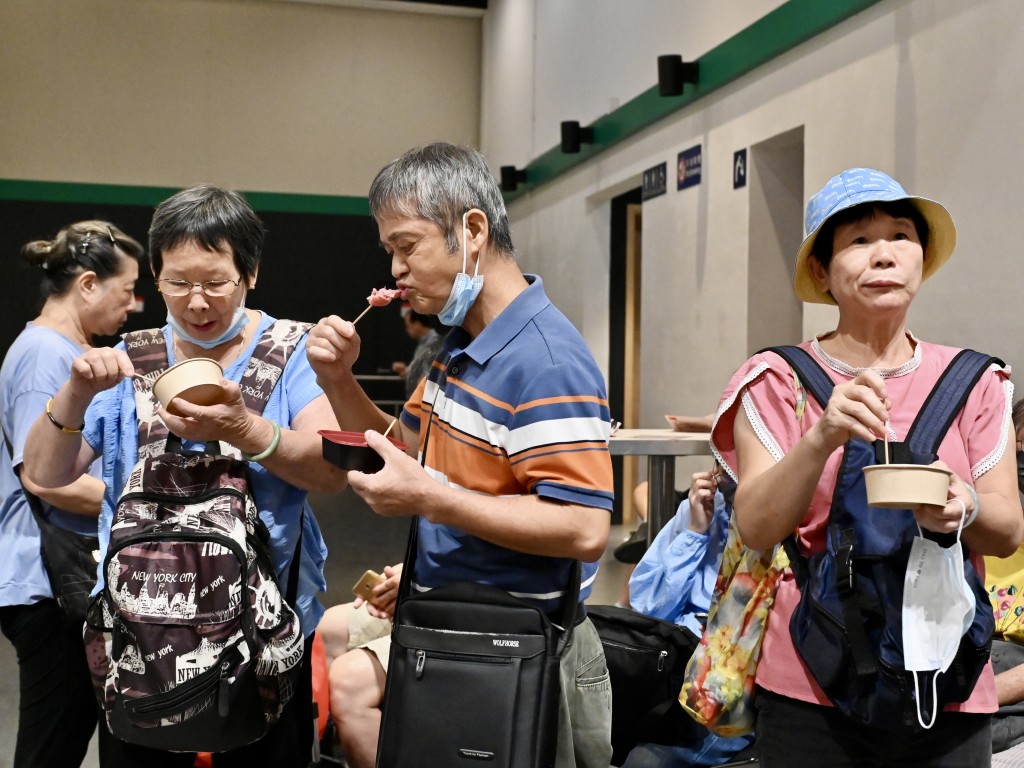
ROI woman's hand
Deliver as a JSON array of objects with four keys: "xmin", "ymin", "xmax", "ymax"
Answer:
[
  {"xmin": 68, "ymin": 347, "xmax": 134, "ymax": 400},
  {"xmin": 156, "ymin": 379, "xmax": 264, "ymax": 450},
  {"xmin": 687, "ymin": 470, "xmax": 718, "ymax": 533},
  {"xmin": 809, "ymin": 369, "xmax": 891, "ymax": 454},
  {"xmin": 913, "ymin": 460, "xmax": 976, "ymax": 535},
  {"xmin": 306, "ymin": 315, "xmax": 361, "ymax": 387}
]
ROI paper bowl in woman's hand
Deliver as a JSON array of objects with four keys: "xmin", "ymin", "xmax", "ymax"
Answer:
[
  {"xmin": 320, "ymin": 430, "xmax": 408, "ymax": 473},
  {"xmin": 152, "ymin": 358, "xmax": 226, "ymax": 416},
  {"xmin": 862, "ymin": 464, "xmax": 952, "ymax": 509}
]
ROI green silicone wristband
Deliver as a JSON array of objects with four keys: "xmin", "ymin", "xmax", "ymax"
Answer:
[{"xmin": 244, "ymin": 420, "xmax": 281, "ymax": 462}]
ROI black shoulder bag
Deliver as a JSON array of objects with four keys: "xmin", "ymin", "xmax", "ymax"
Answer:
[{"xmin": 376, "ymin": 406, "xmax": 580, "ymax": 768}]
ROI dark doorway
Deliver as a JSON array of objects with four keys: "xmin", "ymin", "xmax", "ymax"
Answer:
[{"xmin": 609, "ymin": 187, "xmax": 642, "ymax": 525}]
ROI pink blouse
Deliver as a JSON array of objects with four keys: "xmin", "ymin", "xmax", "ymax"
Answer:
[{"xmin": 711, "ymin": 337, "xmax": 1012, "ymax": 711}]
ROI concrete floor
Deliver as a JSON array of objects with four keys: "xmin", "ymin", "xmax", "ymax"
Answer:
[{"xmin": 0, "ymin": 486, "xmax": 633, "ymax": 768}]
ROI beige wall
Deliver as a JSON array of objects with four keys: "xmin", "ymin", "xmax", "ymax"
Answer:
[
  {"xmin": 0, "ymin": 0, "xmax": 481, "ymax": 196},
  {"xmin": 492, "ymin": 0, "xmax": 1024, "ymax": 449}
]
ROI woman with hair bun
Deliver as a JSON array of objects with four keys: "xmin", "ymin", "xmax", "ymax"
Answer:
[{"xmin": 0, "ymin": 220, "xmax": 142, "ymax": 768}]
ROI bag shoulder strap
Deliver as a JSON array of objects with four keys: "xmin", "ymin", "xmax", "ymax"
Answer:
[
  {"xmin": 761, "ymin": 345, "xmax": 834, "ymax": 409},
  {"xmin": 905, "ymin": 349, "xmax": 1002, "ymax": 455},
  {"xmin": 394, "ymin": 404, "xmax": 581, "ymax": 650},
  {"xmin": 127, "ymin": 319, "xmax": 312, "ymax": 452}
]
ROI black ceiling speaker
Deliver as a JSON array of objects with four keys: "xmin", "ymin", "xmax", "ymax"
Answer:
[
  {"xmin": 657, "ymin": 54, "xmax": 700, "ymax": 97},
  {"xmin": 560, "ymin": 120, "xmax": 595, "ymax": 154},
  {"xmin": 500, "ymin": 165, "xmax": 527, "ymax": 192}
]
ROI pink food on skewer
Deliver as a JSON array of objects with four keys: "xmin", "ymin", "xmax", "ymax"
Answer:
[
  {"xmin": 353, "ymin": 286, "xmax": 409, "ymax": 324},
  {"xmin": 367, "ymin": 287, "xmax": 408, "ymax": 307}
]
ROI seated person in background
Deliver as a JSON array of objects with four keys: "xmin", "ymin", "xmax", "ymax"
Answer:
[
  {"xmin": 622, "ymin": 464, "xmax": 754, "ymax": 767},
  {"xmin": 319, "ymin": 563, "xmax": 400, "ymax": 669},
  {"xmin": 614, "ymin": 413, "xmax": 715, "ymax": 566},
  {"xmin": 390, "ymin": 308, "xmax": 444, "ymax": 398},
  {"xmin": 986, "ymin": 398, "xmax": 1024, "ymax": 761}
]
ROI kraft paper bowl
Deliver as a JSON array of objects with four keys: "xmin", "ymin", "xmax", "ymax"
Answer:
[
  {"xmin": 152, "ymin": 358, "xmax": 226, "ymax": 416},
  {"xmin": 320, "ymin": 430, "xmax": 408, "ymax": 473},
  {"xmin": 862, "ymin": 464, "xmax": 952, "ymax": 509}
]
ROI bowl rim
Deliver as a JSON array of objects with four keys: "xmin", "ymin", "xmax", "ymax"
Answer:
[
  {"xmin": 319, "ymin": 429, "xmax": 408, "ymax": 450},
  {"xmin": 862, "ymin": 464, "xmax": 952, "ymax": 476},
  {"xmin": 153, "ymin": 357, "xmax": 224, "ymax": 387}
]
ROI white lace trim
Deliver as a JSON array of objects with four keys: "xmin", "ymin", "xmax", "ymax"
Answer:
[
  {"xmin": 810, "ymin": 330, "xmax": 921, "ymax": 378},
  {"xmin": 971, "ymin": 372, "xmax": 1014, "ymax": 481},
  {"xmin": 710, "ymin": 360, "xmax": 789, "ymax": 486}
]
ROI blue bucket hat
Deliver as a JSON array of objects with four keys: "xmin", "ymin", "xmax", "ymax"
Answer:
[{"xmin": 793, "ymin": 168, "xmax": 957, "ymax": 305}]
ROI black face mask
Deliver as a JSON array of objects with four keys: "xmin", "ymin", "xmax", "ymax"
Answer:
[{"xmin": 1017, "ymin": 451, "xmax": 1024, "ymax": 497}]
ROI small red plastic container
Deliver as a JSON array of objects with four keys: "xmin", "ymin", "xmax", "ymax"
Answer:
[{"xmin": 319, "ymin": 430, "xmax": 408, "ymax": 473}]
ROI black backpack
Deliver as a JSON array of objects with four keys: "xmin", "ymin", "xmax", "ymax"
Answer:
[
  {"xmin": 587, "ymin": 604, "xmax": 699, "ymax": 765},
  {"xmin": 84, "ymin": 320, "xmax": 312, "ymax": 752},
  {"xmin": 771, "ymin": 345, "xmax": 998, "ymax": 732}
]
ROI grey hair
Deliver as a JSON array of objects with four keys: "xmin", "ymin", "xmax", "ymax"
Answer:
[{"xmin": 368, "ymin": 142, "xmax": 515, "ymax": 259}]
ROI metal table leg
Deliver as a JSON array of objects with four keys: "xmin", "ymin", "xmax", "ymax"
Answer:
[{"xmin": 646, "ymin": 455, "xmax": 676, "ymax": 547}]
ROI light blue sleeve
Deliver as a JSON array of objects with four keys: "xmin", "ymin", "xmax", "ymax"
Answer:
[
  {"xmin": 629, "ymin": 498, "xmax": 707, "ymax": 621},
  {"xmin": 628, "ymin": 492, "xmax": 731, "ymax": 635}
]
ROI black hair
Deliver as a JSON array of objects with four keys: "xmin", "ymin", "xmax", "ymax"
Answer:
[
  {"xmin": 21, "ymin": 221, "xmax": 143, "ymax": 300},
  {"xmin": 148, "ymin": 184, "xmax": 265, "ymax": 280},
  {"xmin": 810, "ymin": 200, "xmax": 929, "ymax": 270}
]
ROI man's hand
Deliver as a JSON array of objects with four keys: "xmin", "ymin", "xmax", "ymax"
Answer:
[
  {"xmin": 347, "ymin": 431, "xmax": 433, "ymax": 517},
  {"xmin": 306, "ymin": 315, "xmax": 361, "ymax": 387}
]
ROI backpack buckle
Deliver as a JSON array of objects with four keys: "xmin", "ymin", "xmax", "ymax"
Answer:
[{"xmin": 836, "ymin": 544, "xmax": 855, "ymax": 595}]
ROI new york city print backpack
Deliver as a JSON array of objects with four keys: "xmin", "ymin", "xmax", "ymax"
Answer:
[
  {"xmin": 83, "ymin": 320, "xmax": 311, "ymax": 752},
  {"xmin": 772, "ymin": 345, "xmax": 998, "ymax": 733}
]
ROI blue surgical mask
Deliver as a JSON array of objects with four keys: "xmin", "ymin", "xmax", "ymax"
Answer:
[
  {"xmin": 166, "ymin": 305, "xmax": 250, "ymax": 350},
  {"xmin": 437, "ymin": 213, "xmax": 484, "ymax": 327}
]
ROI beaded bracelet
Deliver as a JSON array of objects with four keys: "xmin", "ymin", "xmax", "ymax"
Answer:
[
  {"xmin": 243, "ymin": 420, "xmax": 281, "ymax": 463},
  {"xmin": 963, "ymin": 483, "xmax": 980, "ymax": 527},
  {"xmin": 45, "ymin": 397, "xmax": 84, "ymax": 434}
]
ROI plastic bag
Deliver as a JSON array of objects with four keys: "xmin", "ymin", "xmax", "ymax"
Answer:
[{"xmin": 679, "ymin": 513, "xmax": 788, "ymax": 736}]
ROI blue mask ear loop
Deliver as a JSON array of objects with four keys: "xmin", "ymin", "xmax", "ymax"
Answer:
[
  {"xmin": 911, "ymin": 497, "xmax": 968, "ymax": 731},
  {"xmin": 463, "ymin": 211, "xmax": 483, "ymax": 279}
]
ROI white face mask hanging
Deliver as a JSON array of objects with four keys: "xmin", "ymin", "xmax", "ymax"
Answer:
[{"xmin": 901, "ymin": 498, "xmax": 975, "ymax": 729}]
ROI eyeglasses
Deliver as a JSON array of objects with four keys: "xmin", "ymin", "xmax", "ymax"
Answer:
[{"xmin": 157, "ymin": 277, "xmax": 242, "ymax": 298}]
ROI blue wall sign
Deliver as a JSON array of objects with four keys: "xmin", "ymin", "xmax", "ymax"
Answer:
[{"xmin": 677, "ymin": 145, "xmax": 702, "ymax": 190}]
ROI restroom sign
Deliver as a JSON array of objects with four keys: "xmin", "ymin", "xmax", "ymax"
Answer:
[
  {"xmin": 678, "ymin": 145, "xmax": 702, "ymax": 190},
  {"xmin": 642, "ymin": 162, "xmax": 668, "ymax": 201},
  {"xmin": 733, "ymin": 149, "xmax": 747, "ymax": 189}
]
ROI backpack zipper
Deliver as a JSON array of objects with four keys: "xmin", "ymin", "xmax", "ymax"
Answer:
[{"xmin": 601, "ymin": 638, "xmax": 671, "ymax": 671}]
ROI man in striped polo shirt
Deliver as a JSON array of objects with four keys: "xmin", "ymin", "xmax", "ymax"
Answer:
[{"xmin": 308, "ymin": 142, "xmax": 614, "ymax": 768}]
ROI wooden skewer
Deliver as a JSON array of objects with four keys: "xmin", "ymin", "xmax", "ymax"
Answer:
[
  {"xmin": 884, "ymin": 420, "xmax": 890, "ymax": 464},
  {"xmin": 382, "ymin": 418, "xmax": 398, "ymax": 438},
  {"xmin": 352, "ymin": 303, "xmax": 373, "ymax": 325}
]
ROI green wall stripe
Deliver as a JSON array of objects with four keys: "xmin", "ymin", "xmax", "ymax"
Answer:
[
  {"xmin": 0, "ymin": 178, "xmax": 370, "ymax": 216},
  {"xmin": 505, "ymin": 0, "xmax": 883, "ymax": 201}
]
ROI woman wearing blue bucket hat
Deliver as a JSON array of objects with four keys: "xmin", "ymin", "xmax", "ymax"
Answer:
[{"xmin": 709, "ymin": 169, "xmax": 1023, "ymax": 765}]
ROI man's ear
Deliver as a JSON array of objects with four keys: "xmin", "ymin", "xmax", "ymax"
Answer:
[
  {"xmin": 248, "ymin": 265, "xmax": 259, "ymax": 290},
  {"xmin": 463, "ymin": 208, "xmax": 490, "ymax": 253}
]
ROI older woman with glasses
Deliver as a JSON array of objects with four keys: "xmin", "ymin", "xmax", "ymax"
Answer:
[
  {"xmin": 0, "ymin": 221, "xmax": 142, "ymax": 768},
  {"xmin": 22, "ymin": 185, "xmax": 347, "ymax": 767}
]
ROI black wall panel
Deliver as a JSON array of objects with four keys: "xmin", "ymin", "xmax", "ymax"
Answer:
[{"xmin": 0, "ymin": 200, "xmax": 416, "ymax": 377}]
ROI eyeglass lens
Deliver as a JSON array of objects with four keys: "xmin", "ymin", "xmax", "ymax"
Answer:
[{"xmin": 159, "ymin": 279, "xmax": 239, "ymax": 297}]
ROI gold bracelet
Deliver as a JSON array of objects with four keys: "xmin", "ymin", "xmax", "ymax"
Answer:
[
  {"xmin": 45, "ymin": 397, "xmax": 84, "ymax": 434},
  {"xmin": 243, "ymin": 420, "xmax": 282, "ymax": 462}
]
